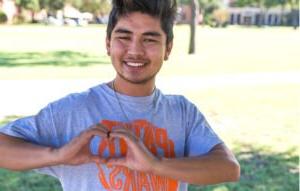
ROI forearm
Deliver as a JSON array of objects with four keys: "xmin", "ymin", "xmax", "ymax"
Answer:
[
  {"xmin": 0, "ymin": 134, "xmax": 58, "ymax": 171},
  {"xmin": 151, "ymin": 144, "xmax": 240, "ymax": 185}
]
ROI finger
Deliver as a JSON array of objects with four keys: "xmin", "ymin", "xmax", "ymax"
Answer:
[
  {"xmin": 109, "ymin": 131, "xmax": 136, "ymax": 143},
  {"xmin": 111, "ymin": 127, "xmax": 132, "ymax": 134},
  {"xmin": 92, "ymin": 123, "xmax": 109, "ymax": 133},
  {"xmin": 86, "ymin": 128, "xmax": 109, "ymax": 138},
  {"xmin": 111, "ymin": 128, "xmax": 138, "ymax": 141},
  {"xmin": 106, "ymin": 157, "xmax": 127, "ymax": 167},
  {"xmin": 90, "ymin": 155, "xmax": 107, "ymax": 164},
  {"xmin": 68, "ymin": 129, "xmax": 107, "ymax": 150}
]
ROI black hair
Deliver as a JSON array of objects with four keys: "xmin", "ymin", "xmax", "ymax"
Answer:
[{"xmin": 107, "ymin": 0, "xmax": 177, "ymax": 44}]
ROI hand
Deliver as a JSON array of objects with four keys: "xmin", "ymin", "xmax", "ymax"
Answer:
[
  {"xmin": 106, "ymin": 127, "xmax": 160, "ymax": 173},
  {"xmin": 54, "ymin": 123, "xmax": 109, "ymax": 166}
]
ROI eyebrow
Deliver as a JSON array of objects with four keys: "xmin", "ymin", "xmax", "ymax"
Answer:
[
  {"xmin": 114, "ymin": 28, "xmax": 132, "ymax": 34},
  {"xmin": 143, "ymin": 31, "xmax": 162, "ymax": 37},
  {"xmin": 114, "ymin": 28, "xmax": 162, "ymax": 37}
]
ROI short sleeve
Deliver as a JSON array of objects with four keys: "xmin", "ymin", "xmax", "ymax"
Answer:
[
  {"xmin": 0, "ymin": 104, "xmax": 59, "ymax": 147},
  {"xmin": 0, "ymin": 104, "xmax": 62, "ymax": 178},
  {"xmin": 184, "ymin": 101, "xmax": 223, "ymax": 157}
]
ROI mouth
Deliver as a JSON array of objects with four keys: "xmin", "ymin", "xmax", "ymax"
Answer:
[{"xmin": 123, "ymin": 61, "xmax": 147, "ymax": 68}]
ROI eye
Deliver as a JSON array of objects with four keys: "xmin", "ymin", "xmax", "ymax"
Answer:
[
  {"xmin": 118, "ymin": 36, "xmax": 130, "ymax": 40},
  {"xmin": 144, "ymin": 38, "xmax": 157, "ymax": 43}
]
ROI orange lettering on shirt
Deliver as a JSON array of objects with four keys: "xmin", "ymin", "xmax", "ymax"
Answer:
[
  {"xmin": 168, "ymin": 140, "xmax": 176, "ymax": 158},
  {"xmin": 96, "ymin": 162, "xmax": 111, "ymax": 189},
  {"xmin": 149, "ymin": 174, "xmax": 166, "ymax": 191},
  {"xmin": 136, "ymin": 172, "xmax": 151, "ymax": 191},
  {"xmin": 96, "ymin": 119, "xmax": 179, "ymax": 191},
  {"xmin": 101, "ymin": 120, "xmax": 118, "ymax": 130},
  {"xmin": 155, "ymin": 128, "xmax": 169, "ymax": 156},
  {"xmin": 98, "ymin": 139, "xmax": 108, "ymax": 157},
  {"xmin": 97, "ymin": 139, "xmax": 116, "ymax": 157},
  {"xmin": 109, "ymin": 166, "xmax": 123, "ymax": 190},
  {"xmin": 122, "ymin": 167, "xmax": 137, "ymax": 191},
  {"xmin": 144, "ymin": 126, "xmax": 157, "ymax": 155},
  {"xmin": 167, "ymin": 179, "xmax": 179, "ymax": 191},
  {"xmin": 119, "ymin": 138, "xmax": 127, "ymax": 156}
]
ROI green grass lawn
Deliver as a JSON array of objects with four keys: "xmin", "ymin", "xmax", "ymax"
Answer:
[
  {"xmin": 0, "ymin": 25, "xmax": 299, "ymax": 191},
  {"xmin": 0, "ymin": 25, "xmax": 299, "ymax": 79}
]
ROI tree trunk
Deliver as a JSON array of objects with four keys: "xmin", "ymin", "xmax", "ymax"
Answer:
[
  {"xmin": 258, "ymin": 0, "xmax": 265, "ymax": 27},
  {"xmin": 291, "ymin": 8, "xmax": 299, "ymax": 29},
  {"xmin": 280, "ymin": 3, "xmax": 285, "ymax": 25},
  {"xmin": 31, "ymin": 10, "xmax": 35, "ymax": 23},
  {"xmin": 188, "ymin": 0, "xmax": 198, "ymax": 54}
]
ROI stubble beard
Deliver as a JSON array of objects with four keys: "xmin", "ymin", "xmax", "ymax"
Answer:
[{"xmin": 117, "ymin": 70, "xmax": 158, "ymax": 85}]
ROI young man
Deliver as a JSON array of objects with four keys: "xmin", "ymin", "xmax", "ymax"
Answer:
[{"xmin": 0, "ymin": 0, "xmax": 240, "ymax": 190}]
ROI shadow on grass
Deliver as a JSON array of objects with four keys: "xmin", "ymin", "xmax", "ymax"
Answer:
[
  {"xmin": 0, "ymin": 51, "xmax": 109, "ymax": 67},
  {"xmin": 189, "ymin": 144, "xmax": 299, "ymax": 191}
]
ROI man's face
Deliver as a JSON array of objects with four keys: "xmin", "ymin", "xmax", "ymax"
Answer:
[{"xmin": 106, "ymin": 12, "xmax": 172, "ymax": 85}]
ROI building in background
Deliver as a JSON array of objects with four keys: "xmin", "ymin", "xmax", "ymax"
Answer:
[
  {"xmin": 0, "ymin": 0, "xmax": 17, "ymax": 24},
  {"xmin": 176, "ymin": 0, "xmax": 299, "ymax": 27},
  {"xmin": 228, "ymin": 7, "xmax": 290, "ymax": 26}
]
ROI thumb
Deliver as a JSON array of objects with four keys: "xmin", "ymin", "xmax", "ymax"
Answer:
[
  {"xmin": 90, "ymin": 155, "xmax": 107, "ymax": 164},
  {"xmin": 106, "ymin": 157, "xmax": 126, "ymax": 167}
]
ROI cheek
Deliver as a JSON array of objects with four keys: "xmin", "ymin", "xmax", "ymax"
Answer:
[
  {"xmin": 146, "ymin": 46, "xmax": 165, "ymax": 61},
  {"xmin": 111, "ymin": 42, "xmax": 126, "ymax": 58}
]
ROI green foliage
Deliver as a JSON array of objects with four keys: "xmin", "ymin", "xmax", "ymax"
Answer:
[
  {"xmin": 0, "ymin": 11, "xmax": 8, "ymax": 24},
  {"xmin": 13, "ymin": 14, "xmax": 26, "ymax": 24},
  {"xmin": 39, "ymin": 0, "xmax": 64, "ymax": 11},
  {"xmin": 212, "ymin": 9, "xmax": 229, "ymax": 27},
  {"xmin": 177, "ymin": 0, "xmax": 222, "ymax": 26},
  {"xmin": 80, "ymin": 0, "xmax": 111, "ymax": 14},
  {"xmin": 178, "ymin": 0, "xmax": 221, "ymax": 11},
  {"xmin": 65, "ymin": 0, "xmax": 111, "ymax": 14},
  {"xmin": 231, "ymin": 0, "xmax": 256, "ymax": 7},
  {"xmin": 16, "ymin": 0, "xmax": 40, "ymax": 11},
  {"xmin": 15, "ymin": 0, "xmax": 112, "ymax": 15},
  {"xmin": 199, "ymin": 0, "xmax": 221, "ymax": 26},
  {"xmin": 232, "ymin": 0, "xmax": 295, "ymax": 8},
  {"xmin": 0, "ymin": 169, "xmax": 62, "ymax": 191}
]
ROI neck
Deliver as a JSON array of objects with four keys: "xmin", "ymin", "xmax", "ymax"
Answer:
[{"xmin": 112, "ymin": 77, "xmax": 156, "ymax": 96}]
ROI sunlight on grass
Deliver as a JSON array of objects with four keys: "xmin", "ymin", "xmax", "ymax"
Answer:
[
  {"xmin": 186, "ymin": 84, "xmax": 299, "ymax": 154},
  {"xmin": 0, "ymin": 25, "xmax": 299, "ymax": 79}
]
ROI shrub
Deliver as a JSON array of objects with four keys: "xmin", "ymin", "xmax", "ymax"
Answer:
[
  {"xmin": 0, "ymin": 11, "xmax": 8, "ymax": 24},
  {"xmin": 13, "ymin": 14, "xmax": 26, "ymax": 24},
  {"xmin": 213, "ymin": 9, "xmax": 229, "ymax": 27}
]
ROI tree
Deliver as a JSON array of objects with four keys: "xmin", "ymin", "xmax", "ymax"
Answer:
[
  {"xmin": 188, "ymin": 0, "xmax": 199, "ymax": 54},
  {"xmin": 66, "ymin": 0, "xmax": 111, "ymax": 15},
  {"xmin": 277, "ymin": 0, "xmax": 288, "ymax": 25},
  {"xmin": 15, "ymin": 0, "xmax": 40, "ymax": 22},
  {"xmin": 39, "ymin": 0, "xmax": 64, "ymax": 11},
  {"xmin": 287, "ymin": 0, "xmax": 299, "ymax": 29}
]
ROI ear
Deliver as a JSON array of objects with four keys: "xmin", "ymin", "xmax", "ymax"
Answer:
[
  {"xmin": 164, "ymin": 41, "xmax": 173, "ymax": 60},
  {"xmin": 106, "ymin": 37, "xmax": 111, "ymax": 56}
]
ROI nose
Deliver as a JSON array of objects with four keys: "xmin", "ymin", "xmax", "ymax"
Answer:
[{"xmin": 127, "ymin": 38, "xmax": 145, "ymax": 57}]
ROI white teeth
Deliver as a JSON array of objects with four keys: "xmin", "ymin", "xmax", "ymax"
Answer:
[{"xmin": 126, "ymin": 62, "xmax": 145, "ymax": 67}]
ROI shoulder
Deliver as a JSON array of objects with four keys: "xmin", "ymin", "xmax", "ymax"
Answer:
[
  {"xmin": 159, "ymin": 92, "xmax": 204, "ymax": 118},
  {"xmin": 161, "ymin": 93, "xmax": 194, "ymax": 108},
  {"xmin": 49, "ymin": 83, "xmax": 105, "ymax": 113},
  {"xmin": 158, "ymin": 93, "xmax": 199, "ymax": 114}
]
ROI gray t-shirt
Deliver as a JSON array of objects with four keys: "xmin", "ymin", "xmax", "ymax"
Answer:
[{"xmin": 0, "ymin": 83, "xmax": 222, "ymax": 191}]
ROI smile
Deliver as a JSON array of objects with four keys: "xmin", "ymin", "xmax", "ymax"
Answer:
[{"xmin": 124, "ymin": 62, "xmax": 147, "ymax": 67}]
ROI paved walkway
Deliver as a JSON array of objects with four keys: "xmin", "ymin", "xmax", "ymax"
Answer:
[{"xmin": 1, "ymin": 71, "xmax": 299, "ymax": 118}]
